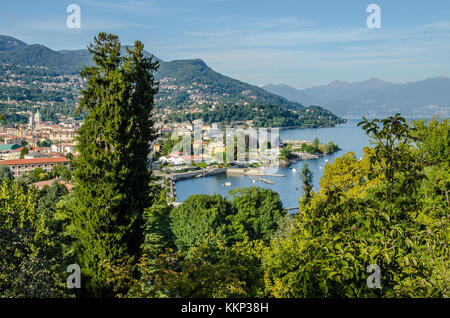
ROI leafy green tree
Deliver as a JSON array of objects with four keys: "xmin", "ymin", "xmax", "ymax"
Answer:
[
  {"xmin": 279, "ymin": 147, "xmax": 293, "ymax": 161},
  {"xmin": 358, "ymin": 114, "xmax": 422, "ymax": 204},
  {"xmin": 228, "ymin": 187, "xmax": 286, "ymax": 242},
  {"xmin": 127, "ymin": 183, "xmax": 174, "ymax": 297},
  {"xmin": 34, "ymin": 182, "xmax": 70, "ymax": 260},
  {"xmin": 263, "ymin": 115, "xmax": 449, "ymax": 298},
  {"xmin": 412, "ymin": 116, "xmax": 449, "ymax": 209},
  {"xmin": 70, "ymin": 33, "xmax": 159, "ymax": 297},
  {"xmin": 0, "ymin": 180, "xmax": 69, "ymax": 297},
  {"xmin": 420, "ymin": 165, "xmax": 450, "ymax": 215},
  {"xmin": 412, "ymin": 116, "xmax": 449, "ymax": 168},
  {"xmin": 51, "ymin": 164, "xmax": 72, "ymax": 181},
  {"xmin": 160, "ymin": 138, "xmax": 179, "ymax": 156},
  {"xmin": 29, "ymin": 167, "xmax": 50, "ymax": 183},
  {"xmin": 319, "ymin": 148, "xmax": 381, "ymax": 199},
  {"xmin": 40, "ymin": 139, "xmax": 52, "ymax": 147},
  {"xmin": 323, "ymin": 141, "xmax": 338, "ymax": 154},
  {"xmin": 0, "ymin": 166, "xmax": 13, "ymax": 182},
  {"xmin": 20, "ymin": 146, "xmax": 28, "ymax": 159},
  {"xmin": 312, "ymin": 137, "xmax": 320, "ymax": 149},
  {"xmin": 170, "ymin": 194, "xmax": 235, "ymax": 253},
  {"xmin": 66, "ymin": 152, "xmax": 74, "ymax": 162},
  {"xmin": 300, "ymin": 143, "xmax": 317, "ymax": 154},
  {"xmin": 139, "ymin": 237, "xmax": 265, "ymax": 298}
]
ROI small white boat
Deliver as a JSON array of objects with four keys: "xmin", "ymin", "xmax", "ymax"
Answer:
[
  {"xmin": 324, "ymin": 159, "xmax": 328, "ymax": 163},
  {"xmin": 292, "ymin": 168, "xmax": 297, "ymax": 173},
  {"xmin": 252, "ymin": 179, "xmax": 256, "ymax": 183},
  {"xmin": 224, "ymin": 182, "xmax": 231, "ymax": 187}
]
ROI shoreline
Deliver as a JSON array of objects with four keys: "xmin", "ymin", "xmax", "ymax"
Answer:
[{"xmin": 155, "ymin": 167, "xmax": 287, "ymax": 181}]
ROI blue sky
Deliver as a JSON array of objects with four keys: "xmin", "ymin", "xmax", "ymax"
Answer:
[{"xmin": 1, "ymin": 0, "xmax": 450, "ymax": 88}]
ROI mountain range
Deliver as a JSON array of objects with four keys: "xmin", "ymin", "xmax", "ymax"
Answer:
[
  {"xmin": 0, "ymin": 35, "xmax": 346, "ymax": 127},
  {"xmin": 2, "ymin": 35, "xmax": 448, "ymax": 119},
  {"xmin": 263, "ymin": 78, "xmax": 450, "ymax": 118},
  {"xmin": 0, "ymin": 35, "xmax": 302, "ymax": 110}
]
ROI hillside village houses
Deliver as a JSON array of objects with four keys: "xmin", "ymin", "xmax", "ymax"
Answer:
[
  {"xmin": 154, "ymin": 119, "xmax": 282, "ymax": 167},
  {"xmin": 0, "ymin": 110, "xmax": 78, "ymax": 177},
  {"xmin": 1, "ymin": 109, "xmax": 210, "ymax": 177},
  {"xmin": 1, "ymin": 107, "xmax": 279, "ymax": 177}
]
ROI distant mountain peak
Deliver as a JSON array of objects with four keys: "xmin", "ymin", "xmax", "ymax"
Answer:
[
  {"xmin": 329, "ymin": 80, "xmax": 347, "ymax": 84},
  {"xmin": 365, "ymin": 77, "xmax": 388, "ymax": 83},
  {"xmin": 169, "ymin": 58, "xmax": 208, "ymax": 67},
  {"xmin": 325, "ymin": 80, "xmax": 351, "ymax": 89},
  {"xmin": 189, "ymin": 58, "xmax": 207, "ymax": 65},
  {"xmin": 0, "ymin": 35, "xmax": 27, "ymax": 51},
  {"xmin": 263, "ymin": 77, "xmax": 450, "ymax": 118}
]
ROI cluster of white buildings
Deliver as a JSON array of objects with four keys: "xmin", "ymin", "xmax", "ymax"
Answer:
[
  {"xmin": 0, "ymin": 110, "xmax": 78, "ymax": 151},
  {"xmin": 155, "ymin": 120, "xmax": 281, "ymax": 167}
]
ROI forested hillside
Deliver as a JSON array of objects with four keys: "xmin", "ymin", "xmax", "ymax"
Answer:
[{"xmin": 0, "ymin": 35, "xmax": 343, "ymax": 127}]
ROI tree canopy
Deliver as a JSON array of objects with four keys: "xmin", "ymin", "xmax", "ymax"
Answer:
[{"xmin": 69, "ymin": 32, "xmax": 159, "ymax": 297}]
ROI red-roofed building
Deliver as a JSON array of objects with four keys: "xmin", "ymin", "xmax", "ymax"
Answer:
[
  {"xmin": 0, "ymin": 157, "xmax": 68, "ymax": 178},
  {"xmin": 31, "ymin": 178, "xmax": 73, "ymax": 191}
]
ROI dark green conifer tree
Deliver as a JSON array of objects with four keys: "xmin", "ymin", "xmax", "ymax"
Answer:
[
  {"xmin": 300, "ymin": 163, "xmax": 313, "ymax": 204},
  {"xmin": 72, "ymin": 33, "xmax": 159, "ymax": 297}
]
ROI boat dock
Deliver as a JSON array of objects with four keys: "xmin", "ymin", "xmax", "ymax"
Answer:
[
  {"xmin": 155, "ymin": 167, "xmax": 286, "ymax": 181},
  {"xmin": 257, "ymin": 177, "xmax": 275, "ymax": 184},
  {"xmin": 226, "ymin": 168, "xmax": 285, "ymax": 177}
]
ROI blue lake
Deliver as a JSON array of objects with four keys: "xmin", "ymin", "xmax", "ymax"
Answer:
[{"xmin": 175, "ymin": 119, "xmax": 372, "ymax": 208}]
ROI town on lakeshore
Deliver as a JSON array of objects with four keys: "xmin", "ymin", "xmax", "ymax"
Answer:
[{"xmin": 0, "ymin": 111, "xmax": 338, "ymax": 197}]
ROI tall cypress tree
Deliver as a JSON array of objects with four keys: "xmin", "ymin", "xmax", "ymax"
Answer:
[
  {"xmin": 300, "ymin": 164, "xmax": 313, "ymax": 204},
  {"xmin": 72, "ymin": 33, "xmax": 159, "ymax": 297}
]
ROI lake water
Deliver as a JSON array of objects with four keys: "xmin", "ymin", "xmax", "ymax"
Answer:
[{"xmin": 175, "ymin": 119, "xmax": 372, "ymax": 208}]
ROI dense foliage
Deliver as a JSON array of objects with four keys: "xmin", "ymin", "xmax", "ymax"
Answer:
[
  {"xmin": 0, "ymin": 180, "xmax": 70, "ymax": 297},
  {"xmin": 170, "ymin": 194, "xmax": 235, "ymax": 253},
  {"xmin": 170, "ymin": 187, "xmax": 286, "ymax": 253},
  {"xmin": 68, "ymin": 33, "xmax": 159, "ymax": 297}
]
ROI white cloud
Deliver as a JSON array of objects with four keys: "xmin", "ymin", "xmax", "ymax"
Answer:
[
  {"xmin": 153, "ymin": 21, "xmax": 450, "ymax": 86},
  {"xmin": 420, "ymin": 21, "xmax": 450, "ymax": 31},
  {"xmin": 80, "ymin": 0, "xmax": 190, "ymax": 15}
]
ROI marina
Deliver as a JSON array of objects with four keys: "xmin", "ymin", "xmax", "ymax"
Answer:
[{"xmin": 174, "ymin": 119, "xmax": 372, "ymax": 208}]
